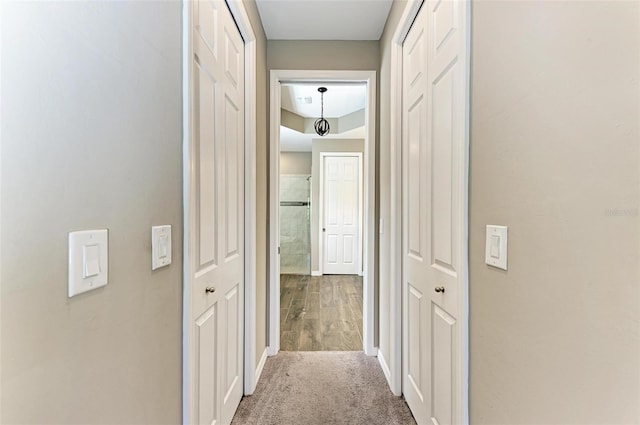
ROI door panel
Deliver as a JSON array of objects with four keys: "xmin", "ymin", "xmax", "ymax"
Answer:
[
  {"xmin": 196, "ymin": 305, "xmax": 217, "ymax": 425},
  {"xmin": 322, "ymin": 156, "xmax": 360, "ymax": 275},
  {"xmin": 223, "ymin": 285, "xmax": 240, "ymax": 403},
  {"xmin": 343, "ymin": 235, "xmax": 354, "ymax": 264},
  {"xmin": 432, "ymin": 62, "xmax": 456, "ymax": 271},
  {"xmin": 196, "ymin": 64, "xmax": 218, "ymax": 268},
  {"xmin": 402, "ymin": 1, "xmax": 467, "ymax": 424},
  {"xmin": 432, "ymin": 304, "xmax": 455, "ymax": 425},
  {"xmin": 225, "ymin": 96, "xmax": 241, "ymax": 259},
  {"xmin": 407, "ymin": 96, "xmax": 425, "ymax": 261},
  {"xmin": 407, "ymin": 283, "xmax": 424, "ymax": 401},
  {"xmin": 190, "ymin": 1, "xmax": 244, "ymax": 424}
]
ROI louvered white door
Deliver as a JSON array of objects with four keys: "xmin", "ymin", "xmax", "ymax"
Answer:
[
  {"xmin": 188, "ymin": 1, "xmax": 245, "ymax": 424},
  {"xmin": 402, "ymin": 1, "xmax": 468, "ymax": 424},
  {"xmin": 322, "ymin": 155, "xmax": 360, "ymax": 275}
]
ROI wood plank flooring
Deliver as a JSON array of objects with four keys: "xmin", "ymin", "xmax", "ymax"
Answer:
[{"xmin": 280, "ymin": 274, "xmax": 363, "ymax": 351}]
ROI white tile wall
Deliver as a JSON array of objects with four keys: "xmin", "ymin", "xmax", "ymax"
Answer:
[{"xmin": 280, "ymin": 175, "xmax": 311, "ymax": 274}]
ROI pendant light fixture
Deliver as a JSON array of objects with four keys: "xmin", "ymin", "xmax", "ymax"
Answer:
[{"xmin": 314, "ymin": 87, "xmax": 330, "ymax": 136}]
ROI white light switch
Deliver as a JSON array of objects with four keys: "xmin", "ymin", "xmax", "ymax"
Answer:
[
  {"xmin": 69, "ymin": 230, "xmax": 108, "ymax": 297},
  {"xmin": 485, "ymin": 225, "xmax": 508, "ymax": 270},
  {"xmin": 152, "ymin": 225, "xmax": 172, "ymax": 270},
  {"xmin": 490, "ymin": 235, "xmax": 500, "ymax": 258},
  {"xmin": 83, "ymin": 244, "xmax": 101, "ymax": 278},
  {"xmin": 159, "ymin": 235, "xmax": 168, "ymax": 257}
]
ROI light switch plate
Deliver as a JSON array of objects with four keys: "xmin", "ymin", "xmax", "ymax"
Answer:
[
  {"xmin": 152, "ymin": 225, "xmax": 172, "ymax": 270},
  {"xmin": 69, "ymin": 229, "xmax": 108, "ymax": 297},
  {"xmin": 485, "ymin": 225, "xmax": 508, "ymax": 270}
]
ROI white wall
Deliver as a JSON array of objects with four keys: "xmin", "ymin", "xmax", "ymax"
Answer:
[{"xmin": 1, "ymin": 2, "xmax": 182, "ymax": 422}]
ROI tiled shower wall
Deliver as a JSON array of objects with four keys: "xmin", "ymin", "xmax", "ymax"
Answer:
[{"xmin": 280, "ymin": 175, "xmax": 311, "ymax": 275}]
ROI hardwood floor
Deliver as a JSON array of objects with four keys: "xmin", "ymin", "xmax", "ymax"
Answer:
[{"xmin": 280, "ymin": 274, "xmax": 363, "ymax": 351}]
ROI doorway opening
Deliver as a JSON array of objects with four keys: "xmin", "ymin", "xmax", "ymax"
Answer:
[
  {"xmin": 269, "ymin": 70, "xmax": 377, "ymax": 357},
  {"xmin": 279, "ymin": 83, "xmax": 365, "ymax": 350}
]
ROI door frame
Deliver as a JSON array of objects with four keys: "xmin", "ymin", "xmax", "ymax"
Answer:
[
  {"xmin": 181, "ymin": 1, "xmax": 259, "ymax": 423},
  {"xmin": 388, "ymin": 0, "xmax": 470, "ymax": 421},
  {"xmin": 318, "ymin": 152, "xmax": 364, "ymax": 276},
  {"xmin": 268, "ymin": 70, "xmax": 377, "ymax": 357}
]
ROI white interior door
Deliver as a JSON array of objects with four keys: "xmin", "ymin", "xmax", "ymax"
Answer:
[
  {"xmin": 402, "ymin": 1, "xmax": 468, "ymax": 424},
  {"xmin": 189, "ymin": 1, "xmax": 245, "ymax": 424},
  {"xmin": 322, "ymin": 155, "xmax": 360, "ymax": 275}
]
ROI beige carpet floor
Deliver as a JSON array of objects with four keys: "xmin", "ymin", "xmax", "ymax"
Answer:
[{"xmin": 231, "ymin": 351, "xmax": 416, "ymax": 425}]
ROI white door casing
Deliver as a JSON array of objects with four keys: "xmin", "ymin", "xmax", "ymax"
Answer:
[
  {"xmin": 401, "ymin": 1, "xmax": 470, "ymax": 424},
  {"xmin": 268, "ymin": 70, "xmax": 377, "ymax": 357},
  {"xmin": 187, "ymin": 1, "xmax": 245, "ymax": 424},
  {"xmin": 321, "ymin": 155, "xmax": 362, "ymax": 275}
]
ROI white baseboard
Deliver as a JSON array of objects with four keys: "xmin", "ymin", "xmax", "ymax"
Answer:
[
  {"xmin": 311, "ymin": 271, "xmax": 322, "ymax": 277},
  {"xmin": 378, "ymin": 350, "xmax": 392, "ymax": 387},
  {"xmin": 253, "ymin": 347, "xmax": 268, "ymax": 390},
  {"xmin": 364, "ymin": 346, "xmax": 378, "ymax": 357},
  {"xmin": 358, "ymin": 270, "xmax": 364, "ymax": 277},
  {"xmin": 267, "ymin": 346, "xmax": 278, "ymax": 356}
]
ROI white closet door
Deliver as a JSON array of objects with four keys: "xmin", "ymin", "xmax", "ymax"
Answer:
[
  {"xmin": 189, "ymin": 1, "xmax": 245, "ymax": 424},
  {"xmin": 402, "ymin": 1, "xmax": 468, "ymax": 424}
]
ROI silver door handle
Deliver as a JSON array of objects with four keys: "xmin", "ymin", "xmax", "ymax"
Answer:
[
  {"xmin": 205, "ymin": 287, "xmax": 216, "ymax": 294},
  {"xmin": 434, "ymin": 286, "xmax": 445, "ymax": 293}
]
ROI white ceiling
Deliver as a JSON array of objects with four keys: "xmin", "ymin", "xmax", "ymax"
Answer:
[
  {"xmin": 255, "ymin": 0, "xmax": 393, "ymax": 40},
  {"xmin": 282, "ymin": 83, "xmax": 366, "ymax": 118},
  {"xmin": 280, "ymin": 82, "xmax": 366, "ymax": 152}
]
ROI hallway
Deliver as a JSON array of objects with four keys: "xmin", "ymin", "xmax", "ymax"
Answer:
[
  {"xmin": 2, "ymin": 1, "xmax": 638, "ymax": 424},
  {"xmin": 280, "ymin": 274, "xmax": 363, "ymax": 351},
  {"xmin": 230, "ymin": 276, "xmax": 410, "ymax": 424},
  {"xmin": 231, "ymin": 351, "xmax": 416, "ymax": 425}
]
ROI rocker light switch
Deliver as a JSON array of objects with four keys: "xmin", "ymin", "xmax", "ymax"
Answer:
[
  {"xmin": 485, "ymin": 225, "xmax": 508, "ymax": 270},
  {"xmin": 490, "ymin": 235, "xmax": 500, "ymax": 259},
  {"xmin": 69, "ymin": 229, "xmax": 108, "ymax": 297},
  {"xmin": 152, "ymin": 225, "xmax": 172, "ymax": 270},
  {"xmin": 83, "ymin": 244, "xmax": 101, "ymax": 278}
]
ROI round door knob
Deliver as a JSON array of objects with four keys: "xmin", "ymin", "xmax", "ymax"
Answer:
[
  {"xmin": 434, "ymin": 286, "xmax": 445, "ymax": 293},
  {"xmin": 205, "ymin": 287, "xmax": 216, "ymax": 294}
]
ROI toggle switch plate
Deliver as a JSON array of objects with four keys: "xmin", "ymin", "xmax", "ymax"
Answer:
[
  {"xmin": 69, "ymin": 229, "xmax": 108, "ymax": 297},
  {"xmin": 152, "ymin": 225, "xmax": 172, "ymax": 270},
  {"xmin": 485, "ymin": 225, "xmax": 508, "ymax": 270}
]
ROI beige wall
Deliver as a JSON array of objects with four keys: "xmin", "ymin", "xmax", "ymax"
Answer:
[
  {"xmin": 377, "ymin": 0, "xmax": 408, "ymax": 379},
  {"xmin": 267, "ymin": 40, "xmax": 379, "ymax": 71},
  {"xmin": 243, "ymin": 0, "xmax": 269, "ymax": 379},
  {"xmin": 1, "ymin": 2, "xmax": 183, "ymax": 423},
  {"xmin": 280, "ymin": 152, "xmax": 312, "ymax": 175},
  {"xmin": 469, "ymin": 1, "xmax": 640, "ymax": 423},
  {"xmin": 378, "ymin": 0, "xmax": 640, "ymax": 422},
  {"xmin": 310, "ymin": 139, "xmax": 364, "ymax": 273}
]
